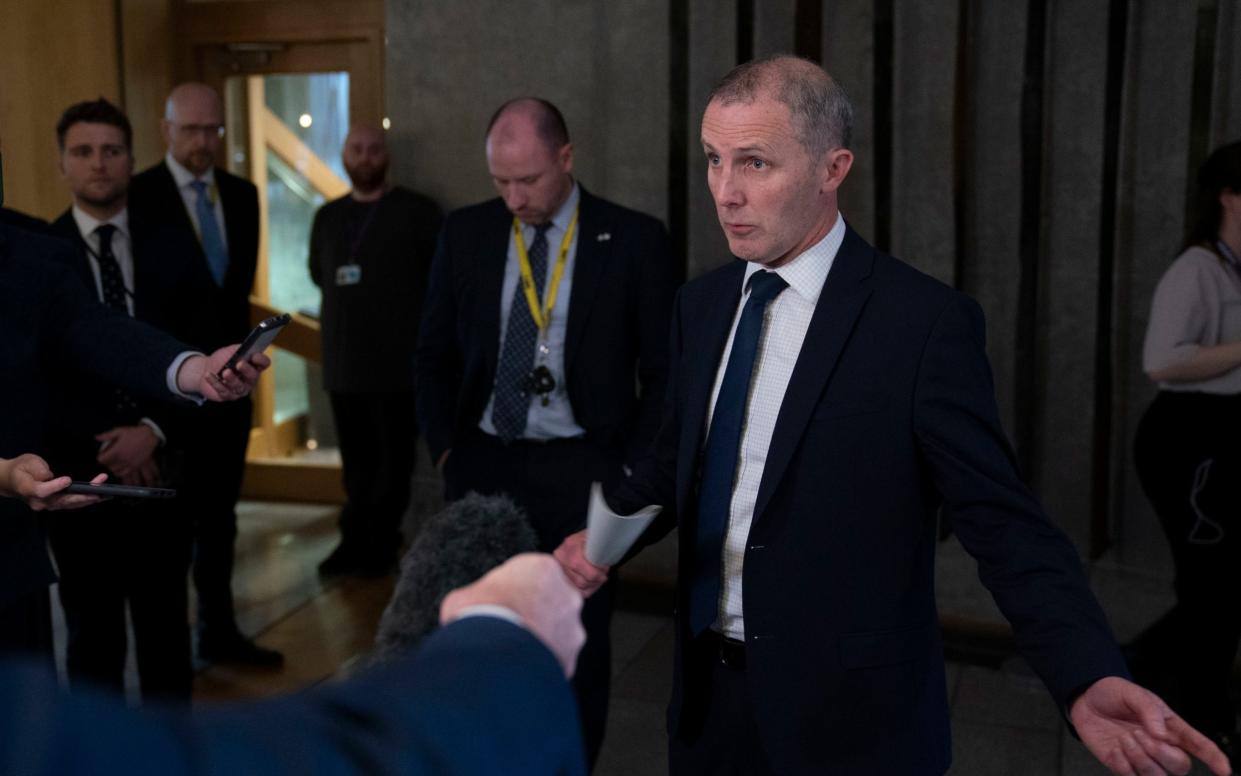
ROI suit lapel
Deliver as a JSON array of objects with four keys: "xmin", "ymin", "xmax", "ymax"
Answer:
[
  {"xmin": 564, "ymin": 187, "xmax": 608, "ymax": 375},
  {"xmin": 159, "ymin": 162, "xmax": 201, "ymax": 258},
  {"xmin": 479, "ymin": 200, "xmax": 515, "ymax": 380},
  {"xmin": 51, "ymin": 211, "xmax": 97, "ymax": 292},
  {"xmin": 676, "ymin": 262, "xmax": 746, "ymax": 513},
  {"xmin": 751, "ymin": 227, "xmax": 875, "ymax": 523}
]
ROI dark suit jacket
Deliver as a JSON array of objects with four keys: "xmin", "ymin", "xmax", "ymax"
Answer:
[
  {"xmin": 309, "ymin": 187, "xmax": 442, "ymax": 392},
  {"xmin": 613, "ymin": 226, "xmax": 1128, "ymax": 774},
  {"xmin": 41, "ymin": 209, "xmax": 204, "ymax": 480},
  {"xmin": 415, "ymin": 186, "xmax": 679, "ymax": 465},
  {"xmin": 129, "ymin": 161, "xmax": 259, "ymax": 350},
  {"xmin": 0, "ymin": 616, "xmax": 585, "ymax": 775},
  {"xmin": 0, "ymin": 224, "xmax": 189, "ymax": 608}
]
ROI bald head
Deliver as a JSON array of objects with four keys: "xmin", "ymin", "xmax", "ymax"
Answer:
[
  {"xmin": 342, "ymin": 123, "xmax": 389, "ymax": 198},
  {"xmin": 161, "ymin": 82, "xmax": 224, "ymax": 176},
  {"xmin": 484, "ymin": 97, "xmax": 574, "ymax": 225},
  {"xmin": 485, "ymin": 98, "xmax": 569, "ymax": 155},
  {"xmin": 708, "ymin": 55, "xmax": 853, "ymax": 160}
]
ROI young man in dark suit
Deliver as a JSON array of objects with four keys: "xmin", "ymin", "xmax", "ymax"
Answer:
[
  {"xmin": 43, "ymin": 99, "xmax": 203, "ymax": 701},
  {"xmin": 310, "ymin": 124, "xmax": 442, "ymax": 578},
  {"xmin": 128, "ymin": 82, "xmax": 279, "ymax": 668},
  {"xmin": 555, "ymin": 56, "xmax": 1231, "ymax": 775},
  {"xmin": 0, "ymin": 209, "xmax": 270, "ymax": 667},
  {"xmin": 415, "ymin": 97, "xmax": 679, "ymax": 767}
]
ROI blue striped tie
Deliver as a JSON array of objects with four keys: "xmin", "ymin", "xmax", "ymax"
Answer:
[{"xmin": 190, "ymin": 179, "xmax": 228, "ymax": 286}]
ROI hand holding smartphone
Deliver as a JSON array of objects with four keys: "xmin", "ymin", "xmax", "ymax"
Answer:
[{"xmin": 218, "ymin": 313, "xmax": 291, "ymax": 379}]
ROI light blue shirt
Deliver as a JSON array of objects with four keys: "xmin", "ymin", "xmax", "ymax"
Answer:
[{"xmin": 480, "ymin": 183, "xmax": 586, "ymax": 440}]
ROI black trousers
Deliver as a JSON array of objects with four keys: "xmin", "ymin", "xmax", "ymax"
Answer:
[
  {"xmin": 180, "ymin": 399, "xmax": 251, "ymax": 637},
  {"xmin": 48, "ymin": 499, "xmax": 193, "ymax": 702},
  {"xmin": 669, "ymin": 632, "xmax": 775, "ymax": 776},
  {"xmin": 329, "ymin": 390, "xmax": 418, "ymax": 561},
  {"xmin": 1132, "ymin": 390, "xmax": 1241, "ymax": 734},
  {"xmin": 445, "ymin": 428, "xmax": 623, "ymax": 771},
  {"xmin": 0, "ymin": 587, "xmax": 53, "ymax": 666}
]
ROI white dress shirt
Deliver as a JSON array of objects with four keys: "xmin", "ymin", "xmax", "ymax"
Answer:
[
  {"xmin": 166, "ymin": 152, "xmax": 230, "ymax": 255},
  {"xmin": 705, "ymin": 214, "xmax": 847, "ymax": 640}
]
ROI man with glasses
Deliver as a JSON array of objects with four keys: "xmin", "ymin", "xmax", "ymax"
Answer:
[{"xmin": 130, "ymin": 82, "xmax": 278, "ymax": 668}]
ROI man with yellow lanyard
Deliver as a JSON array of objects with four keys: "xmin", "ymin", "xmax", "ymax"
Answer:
[{"xmin": 415, "ymin": 96, "xmax": 679, "ymax": 769}]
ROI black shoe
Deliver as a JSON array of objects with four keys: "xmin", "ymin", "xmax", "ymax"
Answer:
[{"xmin": 199, "ymin": 632, "xmax": 285, "ymax": 669}]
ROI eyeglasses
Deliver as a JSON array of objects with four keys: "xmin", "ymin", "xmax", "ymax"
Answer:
[{"xmin": 173, "ymin": 123, "xmax": 225, "ymax": 139}]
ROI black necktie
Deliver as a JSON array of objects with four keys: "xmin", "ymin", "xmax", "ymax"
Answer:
[
  {"xmin": 94, "ymin": 224, "xmax": 139, "ymax": 418},
  {"xmin": 492, "ymin": 222, "xmax": 553, "ymax": 442},
  {"xmin": 689, "ymin": 269, "xmax": 788, "ymax": 636},
  {"xmin": 94, "ymin": 224, "xmax": 127, "ymax": 312}
]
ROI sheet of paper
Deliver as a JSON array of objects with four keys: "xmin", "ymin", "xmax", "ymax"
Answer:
[{"xmin": 584, "ymin": 481, "xmax": 661, "ymax": 566}]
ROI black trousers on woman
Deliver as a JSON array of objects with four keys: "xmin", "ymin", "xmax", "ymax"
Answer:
[{"xmin": 1132, "ymin": 390, "xmax": 1241, "ymax": 736}]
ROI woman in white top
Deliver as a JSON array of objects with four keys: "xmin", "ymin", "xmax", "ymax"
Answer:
[{"xmin": 1130, "ymin": 141, "xmax": 1241, "ymax": 762}]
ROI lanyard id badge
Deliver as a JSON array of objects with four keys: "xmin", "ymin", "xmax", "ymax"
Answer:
[{"xmin": 513, "ymin": 208, "xmax": 579, "ymax": 406}]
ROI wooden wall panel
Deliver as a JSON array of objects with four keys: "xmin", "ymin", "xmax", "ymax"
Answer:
[{"xmin": 0, "ymin": 0, "xmax": 121, "ymax": 220}]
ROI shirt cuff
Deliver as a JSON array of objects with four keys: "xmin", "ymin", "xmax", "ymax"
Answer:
[
  {"xmin": 166, "ymin": 351, "xmax": 206, "ymax": 405},
  {"xmin": 448, "ymin": 604, "xmax": 527, "ymax": 630},
  {"xmin": 138, "ymin": 418, "xmax": 166, "ymax": 445}
]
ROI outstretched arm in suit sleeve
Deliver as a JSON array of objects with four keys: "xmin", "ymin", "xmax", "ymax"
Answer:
[
  {"xmin": 557, "ymin": 285, "xmax": 686, "ymax": 594},
  {"xmin": 912, "ymin": 294, "xmax": 1229, "ymax": 776}
]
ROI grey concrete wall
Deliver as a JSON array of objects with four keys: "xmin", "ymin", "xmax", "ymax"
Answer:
[{"xmin": 385, "ymin": 1, "xmax": 669, "ymax": 219}]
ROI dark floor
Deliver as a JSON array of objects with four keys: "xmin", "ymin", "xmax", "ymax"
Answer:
[{"xmin": 49, "ymin": 500, "xmax": 1232, "ymax": 776}]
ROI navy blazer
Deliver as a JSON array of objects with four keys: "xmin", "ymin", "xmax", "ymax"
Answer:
[
  {"xmin": 0, "ymin": 616, "xmax": 585, "ymax": 775},
  {"xmin": 613, "ymin": 226, "xmax": 1128, "ymax": 774},
  {"xmin": 41, "ymin": 209, "xmax": 205, "ymax": 480},
  {"xmin": 129, "ymin": 162, "xmax": 259, "ymax": 350},
  {"xmin": 0, "ymin": 224, "xmax": 189, "ymax": 607},
  {"xmin": 415, "ymin": 186, "xmax": 679, "ymax": 465}
]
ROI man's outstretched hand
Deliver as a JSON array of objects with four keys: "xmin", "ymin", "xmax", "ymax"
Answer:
[
  {"xmin": 1072, "ymin": 676, "xmax": 1232, "ymax": 775},
  {"xmin": 175, "ymin": 345, "xmax": 271, "ymax": 402},
  {"xmin": 552, "ymin": 529, "xmax": 610, "ymax": 597}
]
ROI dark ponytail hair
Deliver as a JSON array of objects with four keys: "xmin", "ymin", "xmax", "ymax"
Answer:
[{"xmin": 1185, "ymin": 140, "xmax": 1241, "ymax": 252}]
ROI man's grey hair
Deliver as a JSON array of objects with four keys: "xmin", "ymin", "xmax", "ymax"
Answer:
[{"xmin": 707, "ymin": 55, "xmax": 854, "ymax": 158}]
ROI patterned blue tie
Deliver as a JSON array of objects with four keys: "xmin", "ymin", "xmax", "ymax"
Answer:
[
  {"xmin": 491, "ymin": 222, "xmax": 553, "ymax": 442},
  {"xmin": 94, "ymin": 224, "xmax": 139, "ymax": 417},
  {"xmin": 190, "ymin": 179, "xmax": 228, "ymax": 286},
  {"xmin": 688, "ymin": 269, "xmax": 788, "ymax": 636}
]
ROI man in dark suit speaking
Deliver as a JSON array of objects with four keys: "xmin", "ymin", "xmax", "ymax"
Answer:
[
  {"xmin": 555, "ymin": 56, "xmax": 1231, "ymax": 775},
  {"xmin": 129, "ymin": 82, "xmax": 277, "ymax": 668},
  {"xmin": 415, "ymin": 97, "xmax": 679, "ymax": 767}
]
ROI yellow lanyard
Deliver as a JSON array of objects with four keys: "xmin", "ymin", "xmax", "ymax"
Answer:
[{"xmin": 513, "ymin": 208, "xmax": 579, "ymax": 334}]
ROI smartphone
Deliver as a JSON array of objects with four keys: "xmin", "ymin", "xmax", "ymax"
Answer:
[
  {"xmin": 64, "ymin": 482, "xmax": 177, "ymax": 499},
  {"xmin": 217, "ymin": 313, "xmax": 291, "ymax": 379}
]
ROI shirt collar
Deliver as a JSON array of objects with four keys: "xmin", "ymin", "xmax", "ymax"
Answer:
[
  {"xmin": 165, "ymin": 151, "xmax": 216, "ymax": 191},
  {"xmin": 523, "ymin": 181, "xmax": 580, "ymax": 236},
  {"xmin": 741, "ymin": 212, "xmax": 846, "ymax": 305},
  {"xmin": 71, "ymin": 204, "xmax": 129, "ymax": 242}
]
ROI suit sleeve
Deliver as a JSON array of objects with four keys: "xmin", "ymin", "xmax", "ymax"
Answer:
[
  {"xmin": 912, "ymin": 294, "xmax": 1128, "ymax": 708},
  {"xmin": 625, "ymin": 217, "xmax": 679, "ymax": 464},
  {"xmin": 0, "ymin": 618, "xmax": 585, "ymax": 776},
  {"xmin": 414, "ymin": 218, "xmax": 464, "ymax": 462},
  {"xmin": 308, "ymin": 206, "xmax": 327, "ymax": 289},
  {"xmin": 36, "ymin": 242, "xmax": 189, "ymax": 403},
  {"xmin": 607, "ymin": 284, "xmax": 685, "ymax": 551}
]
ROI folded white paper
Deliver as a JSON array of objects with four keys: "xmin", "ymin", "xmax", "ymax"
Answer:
[{"xmin": 584, "ymin": 482, "xmax": 661, "ymax": 566}]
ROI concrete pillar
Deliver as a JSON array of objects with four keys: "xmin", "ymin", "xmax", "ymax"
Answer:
[
  {"xmin": 889, "ymin": 0, "xmax": 959, "ymax": 285},
  {"xmin": 1032, "ymin": 0, "xmax": 1110, "ymax": 548},
  {"xmin": 1111, "ymin": 1, "xmax": 1199, "ymax": 571}
]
